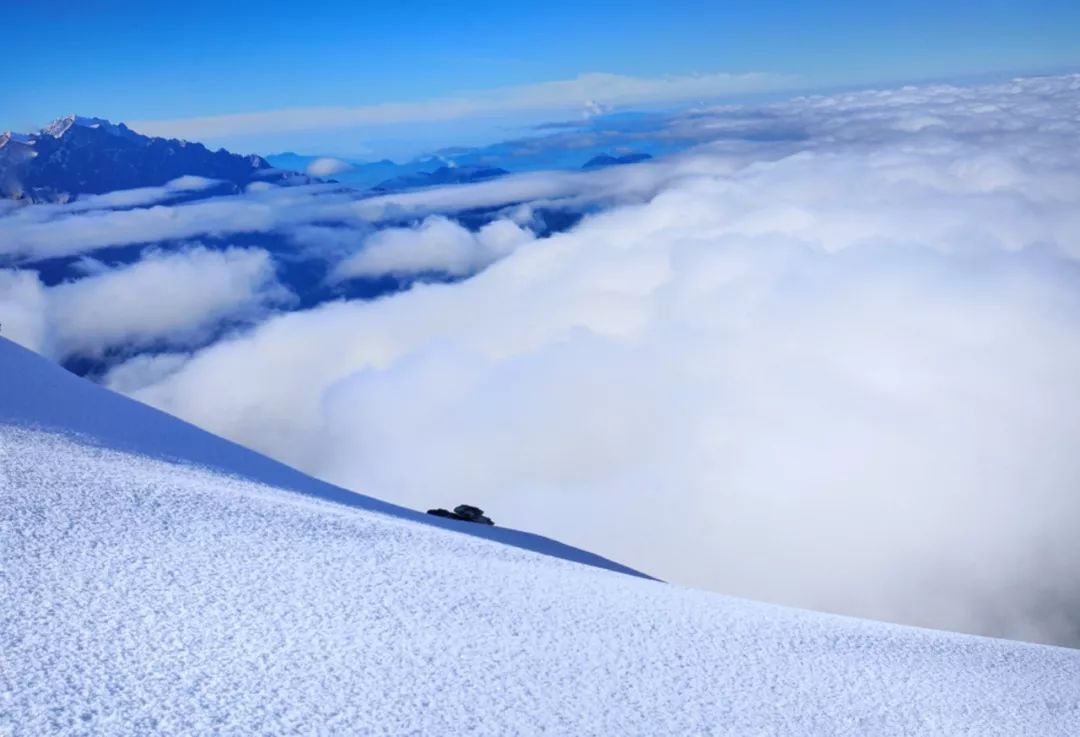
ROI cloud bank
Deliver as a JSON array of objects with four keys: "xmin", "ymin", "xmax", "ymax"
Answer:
[
  {"xmin": 102, "ymin": 75, "xmax": 1080, "ymax": 646},
  {"xmin": 2, "ymin": 247, "xmax": 291, "ymax": 360}
]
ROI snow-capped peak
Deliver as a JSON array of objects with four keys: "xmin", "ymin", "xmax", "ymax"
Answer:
[
  {"xmin": 2, "ymin": 113, "xmax": 292, "ymax": 203},
  {"xmin": 0, "ymin": 131, "xmax": 34, "ymax": 149},
  {"xmin": 43, "ymin": 114, "xmax": 129, "ymax": 139}
]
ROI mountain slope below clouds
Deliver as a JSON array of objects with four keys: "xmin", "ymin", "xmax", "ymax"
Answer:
[
  {"xmin": 0, "ymin": 115, "xmax": 301, "ymax": 203},
  {"xmin": 2, "ymin": 337, "xmax": 1079, "ymax": 735}
]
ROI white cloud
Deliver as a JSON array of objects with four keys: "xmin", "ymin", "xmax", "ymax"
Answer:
[
  {"xmin": 0, "ymin": 247, "xmax": 293, "ymax": 360},
  {"xmin": 61, "ymin": 175, "xmax": 220, "ymax": 213},
  {"xmin": 128, "ymin": 71, "xmax": 792, "ymax": 141},
  {"xmin": 103, "ymin": 351, "xmax": 191, "ymax": 394},
  {"xmin": 305, "ymin": 157, "xmax": 354, "ymax": 177},
  {"xmin": 0, "ymin": 269, "xmax": 51, "ymax": 355},
  {"xmin": 0, "ymin": 183, "xmax": 351, "ymax": 261},
  {"xmin": 331, "ymin": 216, "xmax": 533, "ymax": 280},
  {"xmin": 110, "ymin": 74, "xmax": 1080, "ymax": 646},
  {"xmin": 50, "ymin": 246, "xmax": 294, "ymax": 358},
  {"xmin": 167, "ymin": 175, "xmax": 220, "ymax": 192}
]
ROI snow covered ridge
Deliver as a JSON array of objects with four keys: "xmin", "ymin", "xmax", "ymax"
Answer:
[
  {"xmin": 0, "ymin": 131, "xmax": 34, "ymax": 149},
  {"xmin": 2, "ymin": 349, "xmax": 1080, "ymax": 735},
  {"xmin": 41, "ymin": 113, "xmax": 138, "ymax": 140},
  {"xmin": 0, "ymin": 114, "xmax": 312, "ymax": 204}
]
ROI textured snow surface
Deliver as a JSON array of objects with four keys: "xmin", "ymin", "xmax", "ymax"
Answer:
[{"xmin": 3, "ymin": 426, "xmax": 1080, "ymax": 736}]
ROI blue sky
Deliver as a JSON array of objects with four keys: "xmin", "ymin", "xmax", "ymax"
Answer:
[{"xmin": 6, "ymin": 0, "xmax": 1080, "ymax": 158}]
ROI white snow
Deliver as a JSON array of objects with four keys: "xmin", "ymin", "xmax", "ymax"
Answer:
[
  {"xmin": 0, "ymin": 131, "xmax": 34, "ymax": 148},
  {"xmin": 42, "ymin": 114, "xmax": 129, "ymax": 139},
  {"xmin": 2, "ymin": 337, "xmax": 1079, "ymax": 735}
]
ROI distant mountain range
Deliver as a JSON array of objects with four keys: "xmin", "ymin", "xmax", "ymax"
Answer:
[
  {"xmin": 265, "ymin": 153, "xmax": 513, "ymax": 193},
  {"xmin": 267, "ymin": 135, "xmax": 662, "ymax": 192},
  {"xmin": 0, "ymin": 115, "xmax": 305, "ymax": 203},
  {"xmin": 1, "ymin": 112, "xmax": 661, "ymax": 205},
  {"xmin": 582, "ymin": 152, "xmax": 653, "ymax": 169},
  {"xmin": 370, "ymin": 165, "xmax": 509, "ymax": 193}
]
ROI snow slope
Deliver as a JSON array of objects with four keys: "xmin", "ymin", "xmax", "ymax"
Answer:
[
  {"xmin": 0, "ymin": 338, "xmax": 644, "ymax": 579},
  {"xmin": 2, "ymin": 337, "xmax": 1079, "ymax": 735}
]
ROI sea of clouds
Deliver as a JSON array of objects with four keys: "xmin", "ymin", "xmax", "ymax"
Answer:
[{"xmin": 3, "ymin": 73, "xmax": 1080, "ymax": 646}]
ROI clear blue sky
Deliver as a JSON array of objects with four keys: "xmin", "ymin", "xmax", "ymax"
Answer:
[{"xmin": 6, "ymin": 1, "xmax": 1079, "ymax": 156}]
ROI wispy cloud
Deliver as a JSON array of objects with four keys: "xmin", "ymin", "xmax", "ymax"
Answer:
[{"xmin": 128, "ymin": 71, "xmax": 793, "ymax": 141}]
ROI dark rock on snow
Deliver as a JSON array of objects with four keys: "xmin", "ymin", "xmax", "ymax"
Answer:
[{"xmin": 426, "ymin": 504, "xmax": 495, "ymax": 525}]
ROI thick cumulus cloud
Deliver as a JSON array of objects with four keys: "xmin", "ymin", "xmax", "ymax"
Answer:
[
  {"xmin": 97, "ymin": 74, "xmax": 1080, "ymax": 646},
  {"xmin": 332, "ymin": 216, "xmax": 534, "ymax": 280},
  {"xmin": 1, "ymin": 247, "xmax": 292, "ymax": 360}
]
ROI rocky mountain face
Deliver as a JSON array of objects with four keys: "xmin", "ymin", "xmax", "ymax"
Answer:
[{"xmin": 0, "ymin": 115, "xmax": 297, "ymax": 203}]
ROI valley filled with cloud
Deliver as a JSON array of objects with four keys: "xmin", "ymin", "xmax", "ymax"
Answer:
[{"xmin": 4, "ymin": 73, "xmax": 1080, "ymax": 646}]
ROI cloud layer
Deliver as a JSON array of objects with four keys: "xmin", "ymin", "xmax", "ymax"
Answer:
[
  {"xmin": 100, "ymin": 75, "xmax": 1080, "ymax": 645},
  {"xmin": 129, "ymin": 71, "xmax": 791, "ymax": 141}
]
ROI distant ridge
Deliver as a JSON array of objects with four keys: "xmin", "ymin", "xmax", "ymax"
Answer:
[
  {"xmin": 582, "ymin": 152, "xmax": 653, "ymax": 169},
  {"xmin": 371, "ymin": 164, "xmax": 509, "ymax": 193},
  {"xmin": 0, "ymin": 114, "xmax": 306, "ymax": 203}
]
